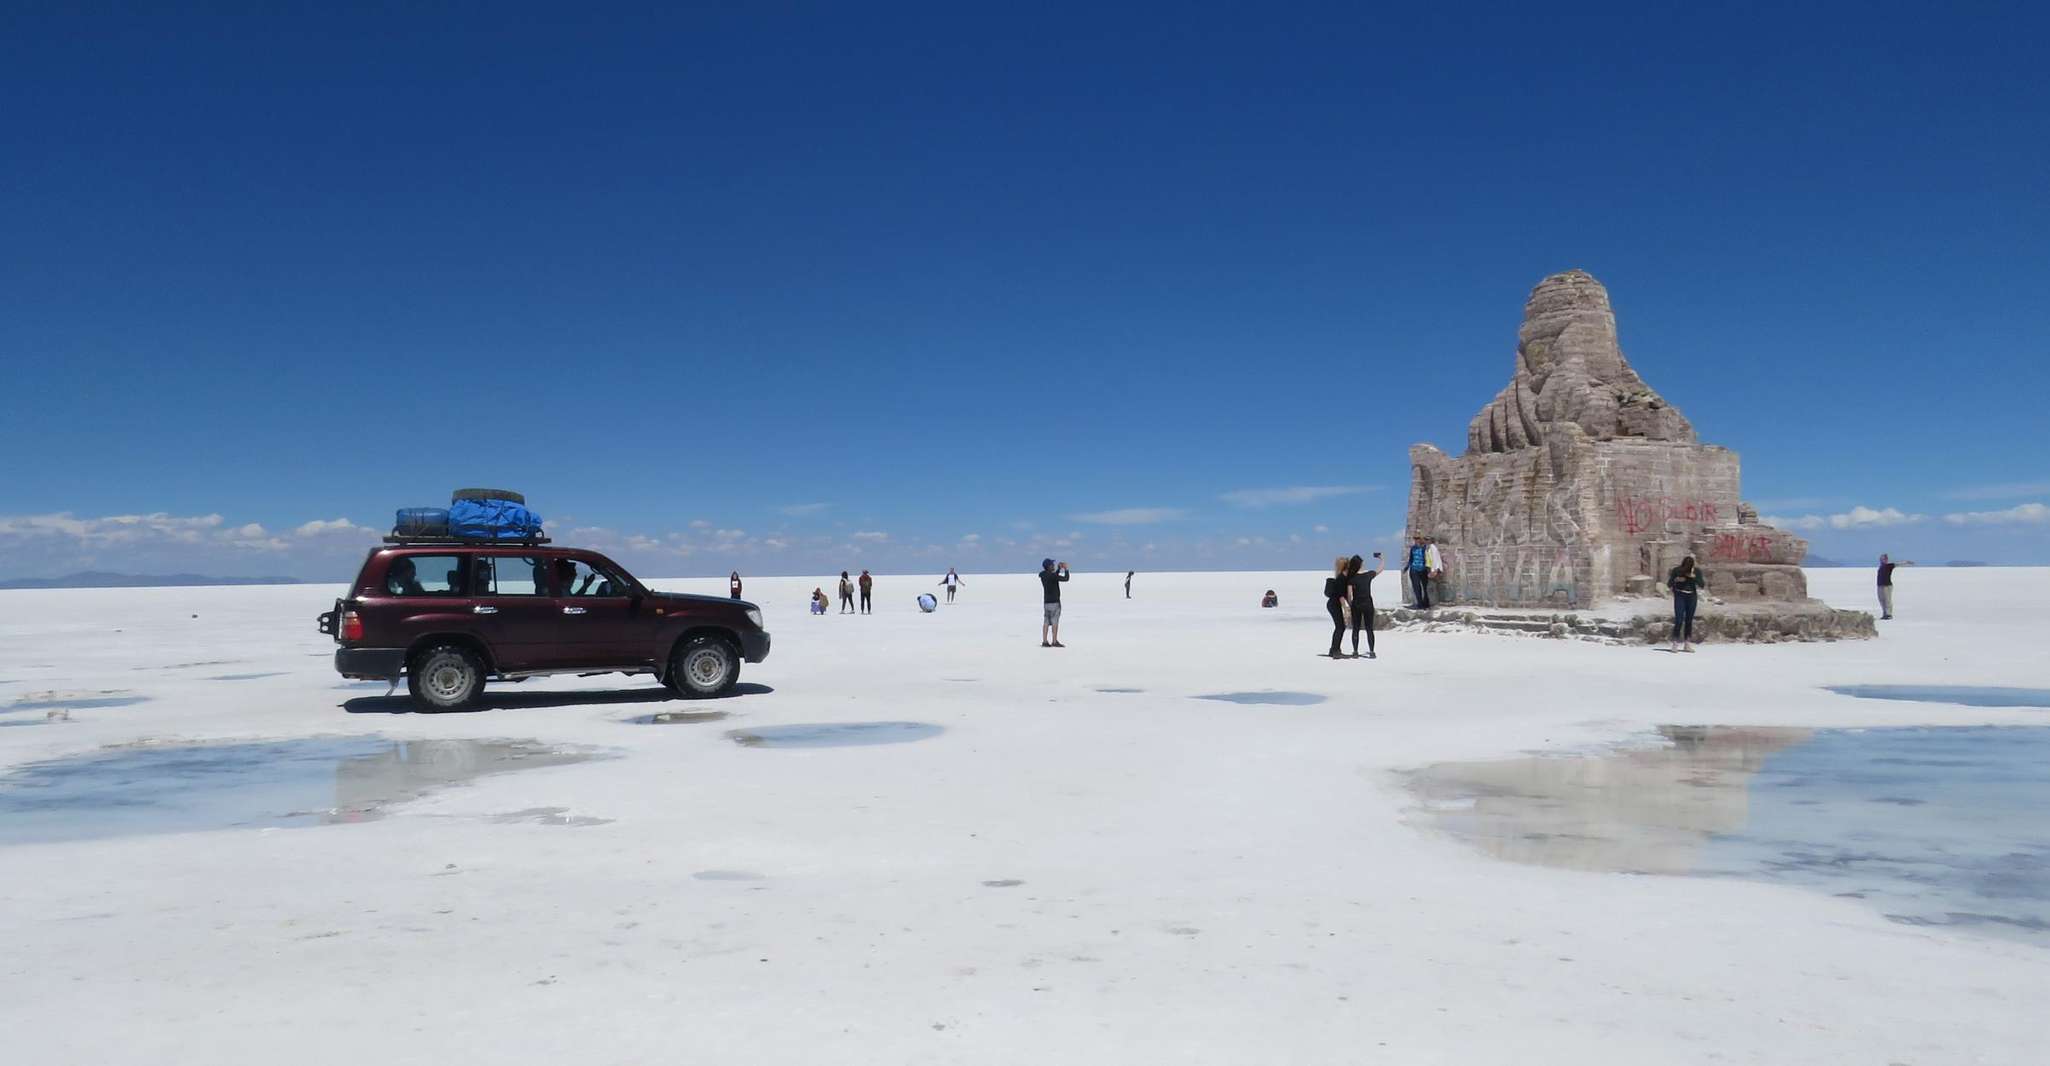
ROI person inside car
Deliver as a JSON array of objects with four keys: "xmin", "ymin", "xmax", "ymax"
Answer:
[{"xmin": 387, "ymin": 557, "xmax": 426, "ymax": 596}]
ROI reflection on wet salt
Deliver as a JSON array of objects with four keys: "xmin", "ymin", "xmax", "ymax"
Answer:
[
  {"xmin": 1096, "ymin": 687, "xmax": 1145, "ymax": 694},
  {"xmin": 1409, "ymin": 725, "xmax": 2050, "ymax": 944},
  {"xmin": 728, "ymin": 722, "xmax": 942, "ymax": 748},
  {"xmin": 207, "ymin": 673, "xmax": 288, "ymax": 682},
  {"xmin": 1195, "ymin": 691, "xmax": 1326, "ymax": 706},
  {"xmin": 628, "ymin": 710, "xmax": 730, "ymax": 725},
  {"xmin": 1826, "ymin": 685, "xmax": 2050, "ymax": 709},
  {"xmin": 0, "ymin": 738, "xmax": 600, "ymax": 845},
  {"xmin": 5, "ymin": 691, "xmax": 149, "ymax": 712}
]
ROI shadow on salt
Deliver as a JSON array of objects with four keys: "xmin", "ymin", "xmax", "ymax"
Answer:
[
  {"xmin": 1407, "ymin": 725, "xmax": 2050, "ymax": 944},
  {"xmin": 1826, "ymin": 684, "xmax": 2050, "ymax": 709},
  {"xmin": 0, "ymin": 737, "xmax": 603, "ymax": 846}
]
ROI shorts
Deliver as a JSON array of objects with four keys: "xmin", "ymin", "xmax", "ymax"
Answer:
[{"xmin": 1042, "ymin": 602, "xmax": 1062, "ymax": 625}]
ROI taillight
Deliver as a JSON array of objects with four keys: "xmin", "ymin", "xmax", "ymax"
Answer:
[{"xmin": 340, "ymin": 611, "xmax": 364, "ymax": 642}]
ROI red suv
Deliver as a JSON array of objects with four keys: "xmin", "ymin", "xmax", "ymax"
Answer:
[{"xmin": 319, "ymin": 538, "xmax": 770, "ymax": 709}]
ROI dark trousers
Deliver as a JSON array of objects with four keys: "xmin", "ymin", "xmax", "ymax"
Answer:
[
  {"xmin": 1351, "ymin": 601, "xmax": 1376, "ymax": 654},
  {"xmin": 839, "ymin": 593, "xmax": 853, "ymax": 612},
  {"xmin": 1408, "ymin": 569, "xmax": 1431, "ymax": 609},
  {"xmin": 1673, "ymin": 591, "xmax": 1698, "ymax": 643},
  {"xmin": 859, "ymin": 590, "xmax": 871, "ymax": 613},
  {"xmin": 1327, "ymin": 599, "xmax": 1346, "ymax": 655},
  {"xmin": 945, "ymin": 585, "xmax": 956, "ymax": 602}
]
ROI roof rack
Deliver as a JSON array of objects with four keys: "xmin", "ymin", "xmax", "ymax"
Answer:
[{"xmin": 383, "ymin": 533, "xmax": 553, "ymax": 546}]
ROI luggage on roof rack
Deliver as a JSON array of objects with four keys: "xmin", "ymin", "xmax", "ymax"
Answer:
[{"xmin": 382, "ymin": 532, "xmax": 552, "ymax": 546}]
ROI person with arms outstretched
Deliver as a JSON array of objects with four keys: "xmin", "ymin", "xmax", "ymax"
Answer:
[
  {"xmin": 940, "ymin": 567, "xmax": 964, "ymax": 603},
  {"xmin": 1877, "ymin": 553, "xmax": 1914, "ymax": 619}
]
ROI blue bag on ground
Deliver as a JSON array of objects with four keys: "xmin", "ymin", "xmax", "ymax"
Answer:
[
  {"xmin": 447, "ymin": 498, "xmax": 544, "ymax": 539},
  {"xmin": 394, "ymin": 508, "xmax": 450, "ymax": 538}
]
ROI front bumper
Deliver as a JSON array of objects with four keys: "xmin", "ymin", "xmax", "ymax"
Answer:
[
  {"xmin": 335, "ymin": 646, "xmax": 407, "ymax": 680},
  {"xmin": 740, "ymin": 629, "xmax": 771, "ymax": 663}
]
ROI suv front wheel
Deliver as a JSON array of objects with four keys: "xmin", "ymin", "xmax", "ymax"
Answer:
[
  {"xmin": 409, "ymin": 644, "xmax": 484, "ymax": 710},
  {"xmin": 670, "ymin": 635, "xmax": 738, "ymax": 698}
]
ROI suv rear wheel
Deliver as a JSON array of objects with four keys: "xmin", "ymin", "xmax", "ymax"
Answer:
[
  {"xmin": 670, "ymin": 635, "xmax": 738, "ymax": 698},
  {"xmin": 408, "ymin": 644, "xmax": 484, "ymax": 710}
]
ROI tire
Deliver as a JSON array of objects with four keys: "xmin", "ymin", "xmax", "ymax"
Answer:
[
  {"xmin": 669, "ymin": 635, "xmax": 739, "ymax": 698},
  {"xmin": 407, "ymin": 644, "xmax": 485, "ymax": 710},
  {"xmin": 451, "ymin": 487, "xmax": 525, "ymax": 504}
]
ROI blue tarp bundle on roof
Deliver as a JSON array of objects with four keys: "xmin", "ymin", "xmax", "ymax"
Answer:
[{"xmin": 447, "ymin": 498, "xmax": 544, "ymax": 539}]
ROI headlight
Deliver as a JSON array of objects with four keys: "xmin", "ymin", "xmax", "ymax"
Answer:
[{"xmin": 745, "ymin": 608, "xmax": 763, "ymax": 629}]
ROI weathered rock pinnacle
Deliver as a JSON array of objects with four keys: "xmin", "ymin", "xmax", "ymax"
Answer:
[{"xmin": 1466, "ymin": 269, "xmax": 1694, "ymax": 454}]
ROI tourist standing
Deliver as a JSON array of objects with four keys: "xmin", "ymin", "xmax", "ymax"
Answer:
[
  {"xmin": 1324, "ymin": 556, "xmax": 1350, "ymax": 658},
  {"xmin": 1039, "ymin": 558, "xmax": 1070, "ymax": 647},
  {"xmin": 858, "ymin": 569, "xmax": 873, "ymax": 614},
  {"xmin": 1405, "ymin": 536, "xmax": 1433, "ymax": 609},
  {"xmin": 837, "ymin": 571, "xmax": 854, "ymax": 614},
  {"xmin": 1669, "ymin": 555, "xmax": 1705, "ymax": 652},
  {"xmin": 1877, "ymin": 554, "xmax": 1914, "ymax": 619},
  {"xmin": 728, "ymin": 571, "xmax": 743, "ymax": 600},
  {"xmin": 1124, "ymin": 571, "xmax": 1134, "ymax": 598},
  {"xmin": 1348, "ymin": 552, "xmax": 1385, "ymax": 658},
  {"xmin": 940, "ymin": 567, "xmax": 964, "ymax": 603}
]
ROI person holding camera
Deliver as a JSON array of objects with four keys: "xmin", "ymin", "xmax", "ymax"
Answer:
[{"xmin": 1039, "ymin": 558, "xmax": 1071, "ymax": 647}]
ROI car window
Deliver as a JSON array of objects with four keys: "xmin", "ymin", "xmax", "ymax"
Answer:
[
  {"xmin": 473, "ymin": 555, "xmax": 547, "ymax": 596},
  {"xmin": 385, "ymin": 555, "xmax": 462, "ymax": 596},
  {"xmin": 560, "ymin": 559, "xmax": 631, "ymax": 597}
]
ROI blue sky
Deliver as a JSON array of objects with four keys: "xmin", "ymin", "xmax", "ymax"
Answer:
[{"xmin": 2, "ymin": 3, "xmax": 2045, "ymax": 580}]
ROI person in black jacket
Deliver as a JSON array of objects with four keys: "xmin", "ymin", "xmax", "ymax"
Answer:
[
  {"xmin": 1347, "ymin": 552, "xmax": 1385, "ymax": 658},
  {"xmin": 1039, "ymin": 558, "xmax": 1071, "ymax": 647},
  {"xmin": 1669, "ymin": 555, "xmax": 1706, "ymax": 652},
  {"xmin": 1324, "ymin": 556, "xmax": 1350, "ymax": 658}
]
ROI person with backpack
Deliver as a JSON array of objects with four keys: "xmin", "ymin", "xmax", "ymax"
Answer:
[
  {"xmin": 1039, "ymin": 558, "xmax": 1071, "ymax": 647},
  {"xmin": 1405, "ymin": 535, "xmax": 1435, "ymax": 609},
  {"xmin": 1668, "ymin": 555, "xmax": 1706, "ymax": 652},
  {"xmin": 1324, "ymin": 556, "xmax": 1351, "ymax": 658},
  {"xmin": 858, "ymin": 569, "xmax": 874, "ymax": 614},
  {"xmin": 837, "ymin": 571, "xmax": 855, "ymax": 614}
]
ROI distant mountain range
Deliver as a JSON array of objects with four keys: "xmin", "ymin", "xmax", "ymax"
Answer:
[{"xmin": 0, "ymin": 571, "xmax": 306, "ymax": 590}]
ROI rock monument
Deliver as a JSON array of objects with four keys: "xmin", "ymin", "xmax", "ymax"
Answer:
[{"xmin": 1407, "ymin": 270, "xmax": 1821, "ymax": 618}]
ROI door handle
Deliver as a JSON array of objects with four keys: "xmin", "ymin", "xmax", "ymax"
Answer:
[
  {"xmin": 473, "ymin": 605, "xmax": 498, "ymax": 615},
  {"xmin": 562, "ymin": 606, "xmax": 587, "ymax": 615}
]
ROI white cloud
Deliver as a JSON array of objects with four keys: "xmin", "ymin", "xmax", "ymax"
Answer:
[
  {"xmin": 1942, "ymin": 502, "xmax": 2050, "ymax": 526},
  {"xmin": 1220, "ymin": 485, "xmax": 1374, "ymax": 508},
  {"xmin": 1763, "ymin": 505, "xmax": 1925, "ymax": 531},
  {"xmin": 714, "ymin": 528, "xmax": 746, "ymax": 539},
  {"xmin": 1069, "ymin": 507, "xmax": 1185, "ymax": 525},
  {"xmin": 960, "ymin": 533, "xmax": 980, "ymax": 542},
  {"xmin": 1945, "ymin": 482, "xmax": 2050, "ymax": 502},
  {"xmin": 0, "ymin": 511, "xmax": 226, "ymax": 545},
  {"xmin": 852, "ymin": 530, "xmax": 889, "ymax": 541},
  {"xmin": 689, "ymin": 519, "xmax": 712, "ymax": 529},
  {"xmin": 293, "ymin": 517, "xmax": 376, "ymax": 538},
  {"xmin": 779, "ymin": 502, "xmax": 831, "ymax": 516},
  {"xmin": 1312, "ymin": 524, "xmax": 1329, "ymax": 533}
]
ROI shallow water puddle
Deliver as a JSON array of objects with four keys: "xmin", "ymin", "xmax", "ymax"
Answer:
[
  {"xmin": 1096, "ymin": 687, "xmax": 1144, "ymax": 694},
  {"xmin": 628, "ymin": 710, "xmax": 730, "ymax": 725},
  {"xmin": 1195, "ymin": 691, "xmax": 1326, "ymax": 706},
  {"xmin": 5, "ymin": 691, "xmax": 150, "ymax": 712},
  {"xmin": 207, "ymin": 672, "xmax": 288, "ymax": 682},
  {"xmin": 0, "ymin": 737, "xmax": 599, "ymax": 845},
  {"xmin": 728, "ymin": 722, "xmax": 942, "ymax": 748},
  {"xmin": 1826, "ymin": 684, "xmax": 2050, "ymax": 709},
  {"xmin": 1409, "ymin": 725, "xmax": 2050, "ymax": 943}
]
